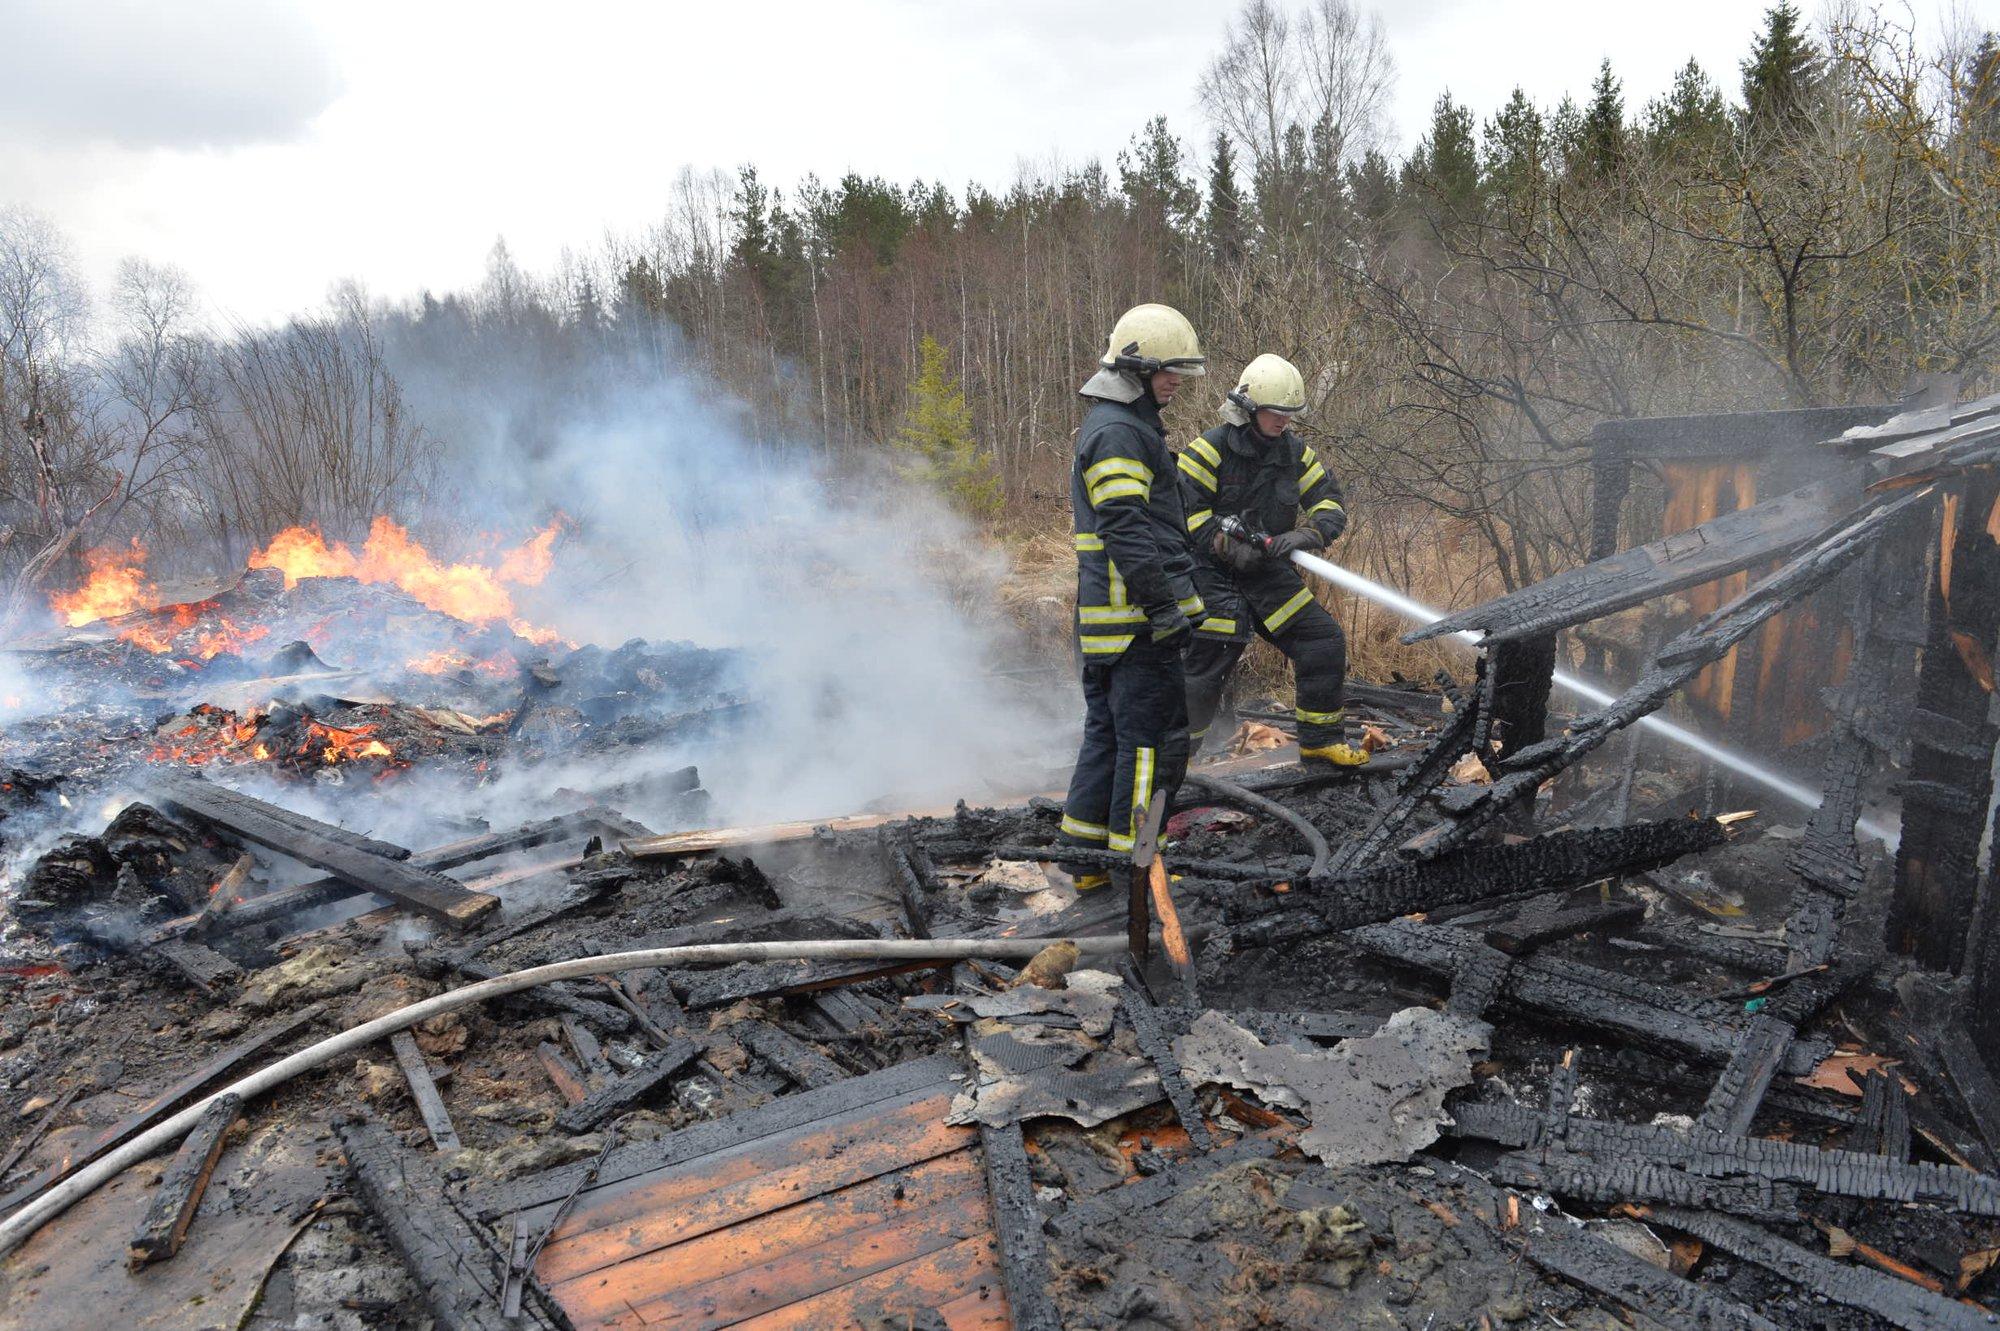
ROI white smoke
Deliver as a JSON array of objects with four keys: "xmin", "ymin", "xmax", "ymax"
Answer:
[{"xmin": 385, "ymin": 312, "xmax": 1072, "ymax": 826}]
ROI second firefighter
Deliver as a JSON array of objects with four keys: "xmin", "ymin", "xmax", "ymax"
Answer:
[{"xmin": 1179, "ymin": 353, "xmax": 1368, "ymax": 767}]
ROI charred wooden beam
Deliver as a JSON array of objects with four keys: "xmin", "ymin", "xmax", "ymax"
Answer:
[
  {"xmin": 335, "ymin": 1114, "xmax": 559, "ymax": 1331},
  {"xmin": 1448, "ymin": 1101, "xmax": 2000, "ymax": 1214},
  {"xmin": 1118, "ymin": 981, "xmax": 1213, "ymax": 1151},
  {"xmin": 1349, "ymin": 920, "xmax": 1825, "ymax": 1074},
  {"xmin": 552, "ymin": 1038, "xmax": 700, "ymax": 1133},
  {"xmin": 1484, "ymin": 897, "xmax": 1643, "ymax": 954},
  {"xmin": 1413, "ymin": 459, "xmax": 1874, "ymax": 646},
  {"xmin": 1696, "ymin": 1012, "xmax": 1797, "ymax": 1137},
  {"xmin": 1423, "ymin": 1159, "xmax": 1780, "ymax": 1331},
  {"xmin": 1336, "ymin": 674, "xmax": 1486, "ymax": 870},
  {"xmin": 1427, "ymin": 494, "xmax": 1923, "ymax": 853},
  {"xmin": 148, "ymin": 936, "xmax": 242, "ymax": 993},
  {"xmin": 1650, "ymin": 1207, "xmax": 1997, "ymax": 1331},
  {"xmin": 453, "ymin": 960, "xmax": 631, "ymax": 1034},
  {"xmin": 1492, "ymin": 1148, "xmax": 1799, "ymax": 1222},
  {"xmin": 1445, "ymin": 942, "xmax": 1512, "ymax": 1020},
  {"xmin": 127, "ymin": 1092, "xmax": 239, "ymax": 1267},
  {"xmin": 390, "ymin": 1031, "xmax": 461, "ymax": 1152},
  {"xmin": 1855, "ymin": 1069, "xmax": 1912, "ymax": 1161},
  {"xmin": 152, "ymin": 772, "xmax": 497, "ymax": 928},
  {"xmin": 1229, "ymin": 818, "xmax": 1728, "ymax": 949},
  {"xmin": 534, "ymin": 1043, "xmax": 589, "ymax": 1106},
  {"xmin": 978, "ymin": 1121, "xmax": 1062, "ymax": 1331},
  {"xmin": 734, "ymin": 1021, "xmax": 846, "ymax": 1090},
  {"xmin": 0, "ymin": 1002, "xmax": 322, "ymax": 1218}
]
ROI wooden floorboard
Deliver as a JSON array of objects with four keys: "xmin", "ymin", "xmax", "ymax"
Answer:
[{"xmin": 514, "ymin": 1055, "xmax": 1022, "ymax": 1331}]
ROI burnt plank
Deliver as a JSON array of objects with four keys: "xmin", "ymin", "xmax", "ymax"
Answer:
[
  {"xmin": 468, "ymin": 1055, "xmax": 963, "ymax": 1221},
  {"xmin": 1696, "ymin": 1013, "xmax": 1797, "ymax": 1136},
  {"xmin": 1449, "ymin": 1102, "xmax": 2000, "ymax": 1214},
  {"xmin": 154, "ymin": 772, "xmax": 496, "ymax": 927},
  {"xmin": 1492, "ymin": 1148, "xmax": 1799, "ymax": 1222},
  {"xmin": 560, "ymin": 1016, "xmax": 614, "ymax": 1087},
  {"xmin": 1043, "ymin": 1136, "xmax": 1283, "ymax": 1240},
  {"xmin": 390, "ymin": 1031, "xmax": 461, "ymax": 1152},
  {"xmin": 1412, "ymin": 460, "xmax": 1872, "ymax": 645},
  {"xmin": 734, "ymin": 1022, "xmax": 847, "ymax": 1091},
  {"xmin": 1351, "ymin": 920, "xmax": 1825, "ymax": 1075},
  {"xmin": 127, "ymin": 1092, "xmax": 240, "ymax": 1267},
  {"xmin": 553, "ymin": 1039, "xmax": 701, "ymax": 1133},
  {"xmin": 1484, "ymin": 897, "xmax": 1644, "ymax": 954},
  {"xmin": 674, "ymin": 957, "xmax": 937, "ymax": 1009},
  {"xmin": 1652, "ymin": 1207, "xmax": 1996, "ymax": 1331},
  {"xmin": 457, "ymin": 960, "xmax": 631, "ymax": 1035},
  {"xmin": 336, "ymin": 1114, "xmax": 556, "ymax": 1331},
  {"xmin": 1939, "ymin": 1022, "xmax": 2000, "ymax": 1164},
  {"xmin": 1118, "ymin": 984, "xmax": 1213, "ymax": 1151},
  {"xmin": 1446, "ymin": 942, "xmax": 1513, "ymax": 1019},
  {"xmin": 978, "ymin": 1121, "xmax": 1062, "ymax": 1331},
  {"xmin": 149, "ymin": 936, "xmax": 242, "ymax": 993},
  {"xmin": 1855, "ymin": 1070, "xmax": 1912, "ymax": 1161},
  {"xmin": 535, "ymin": 1044, "xmax": 590, "ymax": 1106},
  {"xmin": 0, "ymin": 1002, "xmax": 322, "ymax": 1218}
]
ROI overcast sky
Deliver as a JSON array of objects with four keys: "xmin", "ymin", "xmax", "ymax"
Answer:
[{"xmin": 3, "ymin": 0, "xmax": 1994, "ymax": 326}]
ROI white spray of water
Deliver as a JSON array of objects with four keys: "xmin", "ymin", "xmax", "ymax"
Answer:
[{"xmin": 1289, "ymin": 550, "xmax": 1896, "ymax": 846}]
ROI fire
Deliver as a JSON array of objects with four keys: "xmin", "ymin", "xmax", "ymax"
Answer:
[
  {"xmin": 112, "ymin": 601, "xmax": 272, "ymax": 661},
  {"xmin": 305, "ymin": 721, "xmax": 396, "ymax": 764},
  {"xmin": 249, "ymin": 516, "xmax": 560, "ymax": 629},
  {"xmin": 406, "ymin": 647, "xmax": 518, "ymax": 678},
  {"xmin": 49, "ymin": 542, "xmax": 155, "ymax": 626}
]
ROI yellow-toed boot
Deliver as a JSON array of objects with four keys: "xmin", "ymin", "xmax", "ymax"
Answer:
[
  {"xmin": 1071, "ymin": 872, "xmax": 1112, "ymax": 892},
  {"xmin": 1300, "ymin": 742, "xmax": 1371, "ymax": 768}
]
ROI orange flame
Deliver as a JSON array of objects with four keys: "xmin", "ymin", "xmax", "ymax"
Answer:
[
  {"xmin": 249, "ymin": 517, "xmax": 560, "ymax": 629},
  {"xmin": 306, "ymin": 721, "xmax": 396, "ymax": 764},
  {"xmin": 49, "ymin": 542, "xmax": 156, "ymax": 626}
]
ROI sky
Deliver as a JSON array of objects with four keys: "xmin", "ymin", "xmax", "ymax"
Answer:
[{"xmin": 3, "ymin": 0, "xmax": 1995, "ymax": 326}]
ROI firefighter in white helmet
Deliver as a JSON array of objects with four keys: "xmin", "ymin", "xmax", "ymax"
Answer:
[
  {"xmin": 1178, "ymin": 353, "xmax": 1367, "ymax": 766},
  {"xmin": 1057, "ymin": 304, "xmax": 1209, "ymax": 886}
]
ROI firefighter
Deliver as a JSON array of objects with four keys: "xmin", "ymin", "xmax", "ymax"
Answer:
[
  {"xmin": 1057, "ymin": 303, "xmax": 1209, "ymax": 889},
  {"xmin": 1179, "ymin": 353, "xmax": 1368, "ymax": 767}
]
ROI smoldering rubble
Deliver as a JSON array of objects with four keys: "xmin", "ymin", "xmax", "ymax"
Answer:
[{"xmin": 0, "ymin": 393, "xmax": 1998, "ymax": 1331}]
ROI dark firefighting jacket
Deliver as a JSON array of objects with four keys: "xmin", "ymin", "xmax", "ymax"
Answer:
[
  {"xmin": 1178, "ymin": 421, "xmax": 1347, "ymax": 551},
  {"xmin": 1070, "ymin": 391, "xmax": 1204, "ymax": 658}
]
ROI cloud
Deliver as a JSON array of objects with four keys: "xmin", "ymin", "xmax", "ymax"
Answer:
[{"xmin": 0, "ymin": 0, "xmax": 341, "ymax": 149}]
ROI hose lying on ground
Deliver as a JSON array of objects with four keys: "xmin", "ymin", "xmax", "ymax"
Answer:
[
  {"xmin": 0, "ymin": 934, "xmax": 1134, "ymax": 1259},
  {"xmin": 1180, "ymin": 771, "xmax": 1333, "ymax": 880}
]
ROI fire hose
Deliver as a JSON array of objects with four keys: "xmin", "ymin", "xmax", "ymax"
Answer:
[{"xmin": 0, "ymin": 934, "xmax": 1137, "ymax": 1258}]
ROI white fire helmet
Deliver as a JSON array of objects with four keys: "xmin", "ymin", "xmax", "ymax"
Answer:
[
  {"xmin": 1226, "ymin": 353, "xmax": 1307, "ymax": 417},
  {"xmin": 1099, "ymin": 304, "xmax": 1207, "ymax": 377}
]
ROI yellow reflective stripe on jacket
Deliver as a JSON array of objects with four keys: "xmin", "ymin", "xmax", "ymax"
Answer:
[
  {"xmin": 1186, "ymin": 508, "xmax": 1214, "ymax": 532},
  {"xmin": 1298, "ymin": 461, "xmax": 1326, "ymax": 493},
  {"xmin": 1107, "ymin": 558, "xmax": 1126, "ymax": 604},
  {"xmin": 1178, "ymin": 594, "xmax": 1206, "ymax": 619},
  {"xmin": 1264, "ymin": 587, "xmax": 1315, "ymax": 633},
  {"xmin": 1089, "ymin": 477, "xmax": 1149, "ymax": 506},
  {"xmin": 1079, "ymin": 633, "xmax": 1135, "ymax": 655},
  {"xmin": 1295, "ymin": 705, "xmax": 1346, "ymax": 726},
  {"xmin": 1079, "ymin": 604, "xmax": 1148, "ymax": 624},
  {"xmin": 1185, "ymin": 437, "xmax": 1222, "ymax": 468},
  {"xmin": 1074, "ymin": 532, "xmax": 1105, "ymax": 551},
  {"xmin": 1307, "ymin": 499, "xmax": 1343, "ymax": 518},
  {"xmin": 1061, "ymin": 813, "xmax": 1110, "ymax": 842},
  {"xmin": 1176, "ymin": 452, "xmax": 1219, "ymax": 491},
  {"xmin": 1196, "ymin": 616, "xmax": 1238, "ymax": 636},
  {"xmin": 1084, "ymin": 456, "xmax": 1154, "ymax": 487}
]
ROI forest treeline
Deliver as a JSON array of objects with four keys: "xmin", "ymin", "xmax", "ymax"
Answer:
[{"xmin": 2, "ymin": 1, "xmax": 1997, "ymax": 642}]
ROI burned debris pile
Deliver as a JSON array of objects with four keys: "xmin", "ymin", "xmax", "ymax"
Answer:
[{"xmin": 2, "ymin": 393, "xmax": 2000, "ymax": 1329}]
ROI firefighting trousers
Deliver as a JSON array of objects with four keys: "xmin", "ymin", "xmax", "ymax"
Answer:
[
  {"xmin": 1184, "ymin": 561, "xmax": 1348, "ymax": 751},
  {"xmin": 1058, "ymin": 638, "xmax": 1190, "ymax": 858}
]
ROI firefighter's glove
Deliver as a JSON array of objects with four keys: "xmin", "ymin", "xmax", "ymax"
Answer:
[
  {"xmin": 1148, "ymin": 606, "xmax": 1193, "ymax": 653},
  {"xmin": 1267, "ymin": 529, "xmax": 1325, "ymax": 561},
  {"xmin": 1210, "ymin": 528, "xmax": 1262, "ymax": 573},
  {"xmin": 1318, "ymin": 505, "xmax": 1349, "ymax": 542}
]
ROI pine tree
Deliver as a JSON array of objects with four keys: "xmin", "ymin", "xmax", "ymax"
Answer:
[
  {"xmin": 893, "ymin": 335, "xmax": 1001, "ymax": 519},
  {"xmin": 1484, "ymin": 87, "xmax": 1547, "ymax": 204},
  {"xmin": 1119, "ymin": 117, "xmax": 1200, "ymax": 236},
  {"xmin": 1644, "ymin": 58, "xmax": 1731, "ymax": 162},
  {"xmin": 1576, "ymin": 59, "xmax": 1627, "ymax": 178},
  {"xmin": 1204, "ymin": 131, "xmax": 1248, "ymax": 265},
  {"xmin": 1741, "ymin": 3, "xmax": 1822, "ymax": 139},
  {"xmin": 1413, "ymin": 93, "xmax": 1480, "ymax": 217}
]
